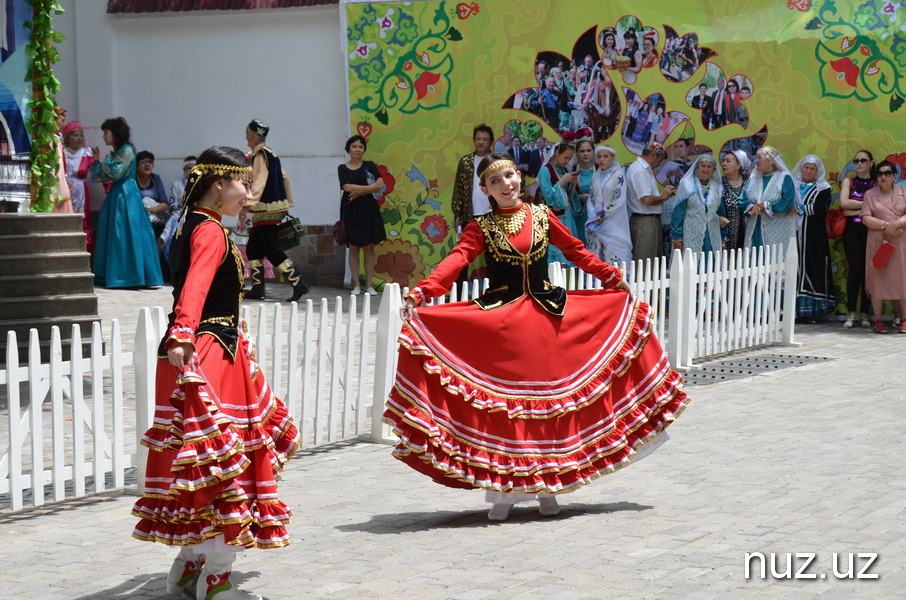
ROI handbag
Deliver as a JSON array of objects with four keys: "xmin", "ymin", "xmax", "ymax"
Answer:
[
  {"xmin": 871, "ymin": 240, "xmax": 896, "ymax": 270},
  {"xmin": 333, "ymin": 196, "xmax": 348, "ymax": 246},
  {"xmin": 276, "ymin": 215, "xmax": 305, "ymax": 251},
  {"xmin": 825, "ymin": 207, "xmax": 846, "ymax": 239},
  {"xmin": 332, "ymin": 219, "xmax": 347, "ymax": 246}
]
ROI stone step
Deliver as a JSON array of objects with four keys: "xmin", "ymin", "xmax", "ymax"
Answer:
[
  {"xmin": 0, "ymin": 273, "xmax": 96, "ymax": 297},
  {"xmin": 1, "ymin": 315, "xmax": 103, "ymax": 359},
  {"xmin": 0, "ymin": 316, "xmax": 103, "ymax": 364},
  {"xmin": 0, "ymin": 232, "xmax": 88, "ymax": 254},
  {"xmin": 1, "ymin": 252, "xmax": 91, "ymax": 276},
  {"xmin": 0, "ymin": 294, "xmax": 99, "ymax": 320},
  {"xmin": 0, "ymin": 214, "xmax": 84, "ymax": 235}
]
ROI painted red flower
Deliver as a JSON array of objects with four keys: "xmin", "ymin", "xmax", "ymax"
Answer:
[
  {"xmin": 414, "ymin": 71, "xmax": 442, "ymax": 100},
  {"xmin": 830, "ymin": 57, "xmax": 860, "ymax": 88},
  {"xmin": 428, "ymin": 179, "xmax": 438, "ymax": 190},
  {"xmin": 377, "ymin": 165, "xmax": 395, "ymax": 194},
  {"xmin": 420, "ymin": 215, "xmax": 448, "ymax": 243},
  {"xmin": 884, "ymin": 153, "xmax": 905, "ymax": 179}
]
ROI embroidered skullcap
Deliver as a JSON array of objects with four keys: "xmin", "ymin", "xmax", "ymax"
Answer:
[
  {"xmin": 54, "ymin": 106, "xmax": 67, "ymax": 117},
  {"xmin": 248, "ymin": 119, "xmax": 270, "ymax": 137},
  {"xmin": 645, "ymin": 141, "xmax": 667, "ymax": 157}
]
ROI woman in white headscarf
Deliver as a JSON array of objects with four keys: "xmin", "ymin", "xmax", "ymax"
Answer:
[
  {"xmin": 792, "ymin": 154, "xmax": 835, "ymax": 320},
  {"xmin": 739, "ymin": 146, "xmax": 799, "ymax": 255},
  {"xmin": 586, "ymin": 144, "xmax": 632, "ymax": 265},
  {"xmin": 670, "ymin": 155, "xmax": 725, "ymax": 253},
  {"xmin": 719, "ymin": 150, "xmax": 750, "ymax": 251}
]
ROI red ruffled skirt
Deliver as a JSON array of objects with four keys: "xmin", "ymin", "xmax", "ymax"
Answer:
[
  {"xmin": 384, "ymin": 290, "xmax": 688, "ymax": 493},
  {"xmin": 132, "ymin": 329, "xmax": 299, "ymax": 548}
]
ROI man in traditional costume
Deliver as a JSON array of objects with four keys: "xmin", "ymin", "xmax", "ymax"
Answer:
[{"xmin": 243, "ymin": 119, "xmax": 310, "ymax": 302}]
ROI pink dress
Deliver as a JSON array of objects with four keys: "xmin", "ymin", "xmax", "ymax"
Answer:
[{"xmin": 862, "ymin": 186, "xmax": 906, "ymax": 299}]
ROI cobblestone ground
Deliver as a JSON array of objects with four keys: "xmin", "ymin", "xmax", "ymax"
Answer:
[{"xmin": 0, "ymin": 285, "xmax": 903, "ymax": 599}]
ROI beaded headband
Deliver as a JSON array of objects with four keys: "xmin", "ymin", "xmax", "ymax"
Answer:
[
  {"xmin": 180, "ymin": 163, "xmax": 253, "ymax": 214},
  {"xmin": 190, "ymin": 163, "xmax": 253, "ymax": 180},
  {"xmin": 478, "ymin": 159, "xmax": 518, "ymax": 182}
]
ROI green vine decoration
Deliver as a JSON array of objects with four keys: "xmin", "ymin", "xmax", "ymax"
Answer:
[{"xmin": 24, "ymin": 0, "xmax": 65, "ymax": 213}]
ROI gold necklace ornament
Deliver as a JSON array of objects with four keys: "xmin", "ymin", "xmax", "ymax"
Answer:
[{"xmin": 494, "ymin": 205, "xmax": 527, "ymax": 235}]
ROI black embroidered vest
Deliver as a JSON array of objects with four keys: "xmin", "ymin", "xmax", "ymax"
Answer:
[
  {"xmin": 473, "ymin": 204, "xmax": 567, "ymax": 316},
  {"xmin": 158, "ymin": 210, "xmax": 245, "ymax": 360}
]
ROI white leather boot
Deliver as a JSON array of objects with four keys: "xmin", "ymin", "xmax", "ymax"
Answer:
[
  {"xmin": 195, "ymin": 552, "xmax": 262, "ymax": 600},
  {"xmin": 167, "ymin": 546, "xmax": 203, "ymax": 597}
]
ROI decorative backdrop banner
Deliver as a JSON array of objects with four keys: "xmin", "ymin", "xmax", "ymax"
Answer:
[{"xmin": 344, "ymin": 0, "xmax": 905, "ymax": 312}]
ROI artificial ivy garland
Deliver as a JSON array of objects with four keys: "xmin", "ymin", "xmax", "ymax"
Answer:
[{"xmin": 24, "ymin": 0, "xmax": 65, "ymax": 213}]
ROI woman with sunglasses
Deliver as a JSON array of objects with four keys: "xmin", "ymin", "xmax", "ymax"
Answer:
[
  {"xmin": 839, "ymin": 150, "xmax": 877, "ymax": 328},
  {"xmin": 860, "ymin": 161, "xmax": 906, "ymax": 333}
]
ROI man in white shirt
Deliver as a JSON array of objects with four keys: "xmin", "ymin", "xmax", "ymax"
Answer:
[
  {"xmin": 452, "ymin": 124, "xmax": 494, "ymax": 230},
  {"xmin": 626, "ymin": 143, "xmax": 676, "ymax": 262}
]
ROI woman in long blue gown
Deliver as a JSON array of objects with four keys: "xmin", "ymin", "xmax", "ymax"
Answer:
[{"xmin": 90, "ymin": 117, "xmax": 163, "ymax": 288}]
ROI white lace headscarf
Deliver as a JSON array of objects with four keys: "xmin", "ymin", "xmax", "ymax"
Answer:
[
  {"xmin": 791, "ymin": 154, "xmax": 830, "ymax": 192},
  {"xmin": 677, "ymin": 155, "xmax": 722, "ymax": 206}
]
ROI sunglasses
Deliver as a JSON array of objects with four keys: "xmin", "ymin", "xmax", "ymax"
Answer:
[
  {"xmin": 853, "ymin": 158, "xmax": 870, "ymax": 164},
  {"xmin": 877, "ymin": 171, "xmax": 895, "ymax": 177}
]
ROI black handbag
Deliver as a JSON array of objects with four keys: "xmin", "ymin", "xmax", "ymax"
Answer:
[{"xmin": 276, "ymin": 215, "xmax": 305, "ymax": 251}]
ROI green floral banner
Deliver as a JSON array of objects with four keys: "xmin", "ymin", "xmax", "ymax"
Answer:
[{"xmin": 345, "ymin": 0, "xmax": 905, "ymax": 313}]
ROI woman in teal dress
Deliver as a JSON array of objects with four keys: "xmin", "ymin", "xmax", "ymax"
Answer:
[
  {"xmin": 739, "ymin": 146, "xmax": 799, "ymax": 256},
  {"xmin": 90, "ymin": 117, "xmax": 163, "ymax": 288},
  {"xmin": 569, "ymin": 139, "xmax": 595, "ymax": 246},
  {"xmin": 537, "ymin": 142, "xmax": 578, "ymax": 265}
]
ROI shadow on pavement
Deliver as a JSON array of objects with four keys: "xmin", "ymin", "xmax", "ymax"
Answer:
[
  {"xmin": 71, "ymin": 570, "xmax": 263, "ymax": 600},
  {"xmin": 336, "ymin": 501, "xmax": 652, "ymax": 533}
]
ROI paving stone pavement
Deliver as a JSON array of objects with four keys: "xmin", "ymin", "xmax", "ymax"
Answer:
[{"xmin": 1, "ymin": 284, "xmax": 904, "ymax": 599}]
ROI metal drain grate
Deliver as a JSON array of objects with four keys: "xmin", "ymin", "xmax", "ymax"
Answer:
[{"xmin": 682, "ymin": 353, "xmax": 833, "ymax": 386}]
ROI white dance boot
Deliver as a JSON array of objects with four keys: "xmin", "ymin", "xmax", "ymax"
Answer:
[
  {"xmin": 196, "ymin": 552, "xmax": 262, "ymax": 600},
  {"xmin": 538, "ymin": 495, "xmax": 561, "ymax": 516},
  {"xmin": 488, "ymin": 503, "xmax": 512, "ymax": 521},
  {"xmin": 167, "ymin": 546, "xmax": 203, "ymax": 597}
]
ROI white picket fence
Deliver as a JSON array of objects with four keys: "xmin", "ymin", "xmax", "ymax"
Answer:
[
  {"xmin": 1, "ymin": 240, "xmax": 797, "ymax": 512},
  {"xmin": 1, "ymin": 322, "xmax": 134, "ymax": 512}
]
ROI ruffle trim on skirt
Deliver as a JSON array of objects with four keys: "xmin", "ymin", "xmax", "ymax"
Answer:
[
  {"xmin": 384, "ymin": 369, "xmax": 686, "ymax": 493},
  {"xmin": 133, "ymin": 336, "xmax": 299, "ymax": 548},
  {"xmin": 382, "ymin": 295, "xmax": 689, "ymax": 493},
  {"xmin": 132, "ymin": 497, "xmax": 293, "ymax": 549},
  {"xmin": 395, "ymin": 299, "xmax": 658, "ymax": 420}
]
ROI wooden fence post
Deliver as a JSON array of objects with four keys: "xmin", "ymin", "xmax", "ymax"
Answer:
[
  {"xmin": 369, "ymin": 284, "xmax": 402, "ymax": 443},
  {"xmin": 781, "ymin": 238, "xmax": 798, "ymax": 346},
  {"xmin": 132, "ymin": 308, "xmax": 158, "ymax": 495}
]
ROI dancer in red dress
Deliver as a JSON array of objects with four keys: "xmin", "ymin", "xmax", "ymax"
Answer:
[
  {"xmin": 385, "ymin": 153, "xmax": 688, "ymax": 521},
  {"xmin": 131, "ymin": 147, "xmax": 299, "ymax": 600}
]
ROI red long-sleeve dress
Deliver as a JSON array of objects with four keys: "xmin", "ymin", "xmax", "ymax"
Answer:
[
  {"xmin": 132, "ymin": 207, "xmax": 299, "ymax": 548},
  {"xmin": 383, "ymin": 202, "xmax": 688, "ymax": 493}
]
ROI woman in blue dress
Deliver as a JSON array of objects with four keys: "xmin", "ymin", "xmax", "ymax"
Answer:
[
  {"xmin": 670, "ymin": 155, "xmax": 726, "ymax": 254},
  {"xmin": 631, "ymin": 103, "xmax": 650, "ymax": 145},
  {"xmin": 738, "ymin": 146, "xmax": 799, "ymax": 256},
  {"xmin": 90, "ymin": 117, "xmax": 163, "ymax": 288},
  {"xmin": 537, "ymin": 142, "xmax": 578, "ymax": 265}
]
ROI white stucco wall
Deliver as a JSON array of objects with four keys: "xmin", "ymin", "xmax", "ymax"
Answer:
[{"xmin": 53, "ymin": 0, "xmax": 348, "ymax": 225}]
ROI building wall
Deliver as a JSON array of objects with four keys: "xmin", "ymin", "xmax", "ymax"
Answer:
[{"xmin": 53, "ymin": 0, "xmax": 349, "ymax": 284}]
